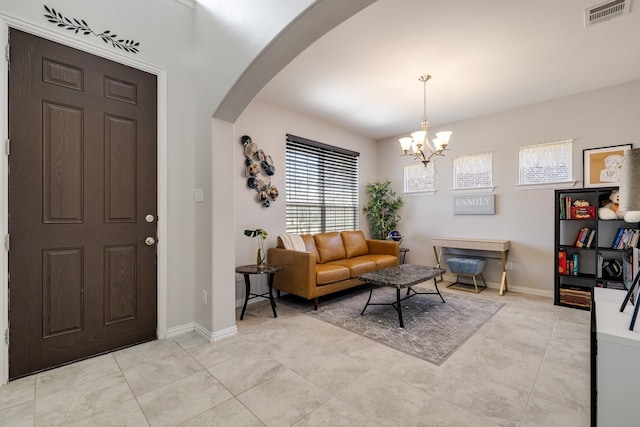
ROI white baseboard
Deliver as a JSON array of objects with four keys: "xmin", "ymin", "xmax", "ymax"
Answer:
[
  {"xmin": 165, "ymin": 322, "xmax": 197, "ymax": 339},
  {"xmin": 443, "ymin": 274, "xmax": 553, "ymax": 299},
  {"xmin": 165, "ymin": 322, "xmax": 238, "ymax": 342},
  {"xmin": 195, "ymin": 322, "xmax": 237, "ymax": 342},
  {"xmin": 211, "ymin": 325, "xmax": 238, "ymax": 342},
  {"xmin": 497, "ymin": 284, "xmax": 553, "ymax": 298}
]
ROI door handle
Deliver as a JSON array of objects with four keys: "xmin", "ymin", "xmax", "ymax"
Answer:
[{"xmin": 145, "ymin": 237, "xmax": 156, "ymax": 246}]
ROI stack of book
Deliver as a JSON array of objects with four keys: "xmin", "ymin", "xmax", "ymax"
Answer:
[
  {"xmin": 597, "ymin": 281, "xmax": 627, "ymax": 290},
  {"xmin": 559, "ymin": 196, "xmax": 572, "ymax": 219},
  {"xmin": 558, "ymin": 251, "xmax": 579, "ymax": 275},
  {"xmin": 574, "ymin": 227, "xmax": 596, "ymax": 248},
  {"xmin": 559, "ymin": 287, "xmax": 591, "ymax": 308},
  {"xmin": 611, "ymin": 228, "xmax": 640, "ymax": 249}
]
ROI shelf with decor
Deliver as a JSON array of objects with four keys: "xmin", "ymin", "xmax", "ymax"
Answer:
[{"xmin": 555, "ymin": 187, "xmax": 638, "ymax": 310}]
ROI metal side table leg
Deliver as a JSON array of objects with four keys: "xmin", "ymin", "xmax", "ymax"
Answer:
[
  {"xmin": 396, "ymin": 288, "xmax": 404, "ymax": 328},
  {"xmin": 267, "ymin": 272, "xmax": 278, "ymax": 318},
  {"xmin": 240, "ymin": 274, "xmax": 251, "ymax": 320}
]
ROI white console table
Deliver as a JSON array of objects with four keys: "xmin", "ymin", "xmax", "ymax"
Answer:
[
  {"xmin": 593, "ymin": 287, "xmax": 640, "ymax": 426},
  {"xmin": 432, "ymin": 237, "xmax": 510, "ymax": 295}
]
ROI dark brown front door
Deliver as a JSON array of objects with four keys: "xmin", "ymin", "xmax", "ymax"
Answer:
[{"xmin": 8, "ymin": 29, "xmax": 157, "ymax": 379}]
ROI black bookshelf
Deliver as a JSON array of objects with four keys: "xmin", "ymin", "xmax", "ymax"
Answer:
[{"xmin": 554, "ymin": 187, "xmax": 638, "ymax": 310}]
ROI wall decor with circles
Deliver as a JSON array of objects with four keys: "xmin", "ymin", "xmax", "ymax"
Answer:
[{"xmin": 241, "ymin": 135, "xmax": 278, "ymax": 208}]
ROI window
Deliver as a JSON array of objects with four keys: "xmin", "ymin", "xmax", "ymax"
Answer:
[
  {"xmin": 519, "ymin": 139, "xmax": 573, "ymax": 185},
  {"xmin": 285, "ymin": 134, "xmax": 359, "ymax": 234},
  {"xmin": 453, "ymin": 152, "xmax": 493, "ymax": 189},
  {"xmin": 404, "ymin": 163, "xmax": 435, "ymax": 193}
]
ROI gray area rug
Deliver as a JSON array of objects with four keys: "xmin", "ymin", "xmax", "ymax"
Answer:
[{"xmin": 285, "ymin": 287, "xmax": 504, "ymax": 366}]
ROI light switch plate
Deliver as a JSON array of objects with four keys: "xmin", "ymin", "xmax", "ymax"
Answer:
[{"xmin": 194, "ymin": 188, "xmax": 204, "ymax": 203}]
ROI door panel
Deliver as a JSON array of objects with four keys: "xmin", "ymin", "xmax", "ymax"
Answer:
[
  {"xmin": 105, "ymin": 115, "xmax": 137, "ymax": 222},
  {"xmin": 104, "ymin": 245, "xmax": 137, "ymax": 325},
  {"xmin": 42, "ymin": 101, "xmax": 84, "ymax": 223},
  {"xmin": 42, "ymin": 248, "xmax": 84, "ymax": 337},
  {"xmin": 8, "ymin": 29, "xmax": 158, "ymax": 379}
]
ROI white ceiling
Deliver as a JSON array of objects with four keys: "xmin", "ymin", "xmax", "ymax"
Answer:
[{"xmin": 256, "ymin": 0, "xmax": 640, "ymax": 141}]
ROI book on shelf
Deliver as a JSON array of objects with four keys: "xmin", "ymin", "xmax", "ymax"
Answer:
[
  {"xmin": 559, "ymin": 196, "xmax": 572, "ymax": 219},
  {"xmin": 557, "ymin": 250, "xmax": 579, "ymax": 276},
  {"xmin": 597, "ymin": 253, "xmax": 603, "ymax": 278},
  {"xmin": 574, "ymin": 227, "xmax": 592, "ymax": 248},
  {"xmin": 624, "ymin": 247, "xmax": 639, "ymax": 289},
  {"xmin": 585, "ymin": 229, "xmax": 596, "ymax": 249},
  {"xmin": 612, "ymin": 227, "xmax": 624, "ymax": 248},
  {"xmin": 611, "ymin": 228, "xmax": 640, "ymax": 249},
  {"xmin": 558, "ymin": 250, "xmax": 567, "ymax": 274},
  {"xmin": 597, "ymin": 281, "xmax": 627, "ymax": 290},
  {"xmin": 559, "ymin": 286, "xmax": 591, "ymax": 307}
]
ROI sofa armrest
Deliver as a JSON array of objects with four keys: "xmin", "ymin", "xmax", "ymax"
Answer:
[
  {"xmin": 267, "ymin": 247, "xmax": 316, "ymax": 299},
  {"xmin": 366, "ymin": 239, "xmax": 400, "ymax": 258}
]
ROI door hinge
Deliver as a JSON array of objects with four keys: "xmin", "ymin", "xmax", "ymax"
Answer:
[
  {"xmin": 4, "ymin": 234, "xmax": 8, "ymax": 251},
  {"xmin": 5, "ymin": 43, "xmax": 8, "ymax": 62},
  {"xmin": 4, "ymin": 329, "xmax": 8, "ymax": 345},
  {"xmin": 5, "ymin": 139, "xmax": 9, "ymax": 156}
]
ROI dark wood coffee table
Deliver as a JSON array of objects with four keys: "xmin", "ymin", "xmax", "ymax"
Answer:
[{"xmin": 359, "ymin": 264, "xmax": 446, "ymax": 328}]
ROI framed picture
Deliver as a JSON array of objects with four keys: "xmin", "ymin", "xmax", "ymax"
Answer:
[
  {"xmin": 404, "ymin": 163, "xmax": 435, "ymax": 193},
  {"xmin": 583, "ymin": 144, "xmax": 632, "ymax": 188}
]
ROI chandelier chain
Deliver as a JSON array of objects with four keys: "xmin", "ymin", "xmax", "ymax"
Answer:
[{"xmin": 398, "ymin": 74, "xmax": 451, "ymax": 168}]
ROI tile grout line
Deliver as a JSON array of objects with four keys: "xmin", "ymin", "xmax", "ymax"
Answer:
[
  {"xmin": 113, "ymin": 350, "xmax": 153, "ymax": 426},
  {"xmin": 517, "ymin": 309, "xmax": 561, "ymax": 426}
]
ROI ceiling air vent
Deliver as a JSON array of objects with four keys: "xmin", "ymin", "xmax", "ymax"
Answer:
[{"xmin": 585, "ymin": 0, "xmax": 632, "ymax": 27}]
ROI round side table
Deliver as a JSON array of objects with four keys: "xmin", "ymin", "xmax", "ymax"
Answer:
[{"xmin": 235, "ymin": 264, "xmax": 282, "ymax": 320}]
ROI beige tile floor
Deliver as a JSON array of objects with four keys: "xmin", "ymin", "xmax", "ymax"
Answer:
[{"xmin": 0, "ymin": 287, "xmax": 591, "ymax": 426}]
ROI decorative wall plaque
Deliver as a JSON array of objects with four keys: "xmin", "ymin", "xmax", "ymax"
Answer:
[
  {"xmin": 241, "ymin": 135, "xmax": 278, "ymax": 208},
  {"xmin": 453, "ymin": 194, "xmax": 495, "ymax": 215},
  {"xmin": 44, "ymin": 5, "xmax": 140, "ymax": 53}
]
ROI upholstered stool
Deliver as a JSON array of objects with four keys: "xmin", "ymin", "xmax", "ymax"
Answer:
[{"xmin": 445, "ymin": 257, "xmax": 487, "ymax": 293}]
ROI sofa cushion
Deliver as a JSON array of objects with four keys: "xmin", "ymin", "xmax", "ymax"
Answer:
[
  {"xmin": 357, "ymin": 254, "xmax": 399, "ymax": 269},
  {"xmin": 314, "ymin": 232, "xmax": 347, "ymax": 264},
  {"xmin": 301, "ymin": 234, "xmax": 320, "ymax": 263},
  {"xmin": 341, "ymin": 230, "xmax": 370, "ymax": 259},
  {"xmin": 340, "ymin": 258, "xmax": 377, "ymax": 277},
  {"xmin": 315, "ymin": 263, "xmax": 351, "ymax": 285}
]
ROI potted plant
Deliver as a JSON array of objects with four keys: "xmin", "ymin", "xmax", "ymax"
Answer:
[
  {"xmin": 244, "ymin": 228, "xmax": 268, "ymax": 269},
  {"xmin": 363, "ymin": 180, "xmax": 403, "ymax": 240}
]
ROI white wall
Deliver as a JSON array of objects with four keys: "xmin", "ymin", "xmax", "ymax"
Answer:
[
  {"xmin": 377, "ymin": 79, "xmax": 640, "ymax": 295},
  {"xmin": 0, "ymin": 0, "xmax": 321, "ymax": 382},
  {"xmin": 233, "ymin": 99, "xmax": 378, "ymax": 300},
  {"xmin": 0, "ymin": 0, "xmax": 199, "ymax": 340}
]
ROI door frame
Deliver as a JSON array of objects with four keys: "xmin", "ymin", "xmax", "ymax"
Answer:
[{"xmin": 0, "ymin": 14, "xmax": 169, "ymax": 384}]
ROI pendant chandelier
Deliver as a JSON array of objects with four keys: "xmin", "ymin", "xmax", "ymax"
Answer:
[{"xmin": 399, "ymin": 75, "xmax": 452, "ymax": 167}]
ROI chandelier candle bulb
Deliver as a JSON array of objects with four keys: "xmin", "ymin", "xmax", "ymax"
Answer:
[{"xmin": 399, "ymin": 75, "xmax": 452, "ymax": 167}]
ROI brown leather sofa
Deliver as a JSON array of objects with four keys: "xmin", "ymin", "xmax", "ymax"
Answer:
[{"xmin": 267, "ymin": 230, "xmax": 399, "ymax": 309}]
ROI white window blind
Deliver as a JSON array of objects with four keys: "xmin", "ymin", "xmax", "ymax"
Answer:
[
  {"xmin": 519, "ymin": 140, "xmax": 573, "ymax": 185},
  {"xmin": 453, "ymin": 152, "xmax": 493, "ymax": 189},
  {"xmin": 285, "ymin": 134, "xmax": 359, "ymax": 234}
]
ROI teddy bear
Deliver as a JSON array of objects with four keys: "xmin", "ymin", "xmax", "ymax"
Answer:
[{"xmin": 598, "ymin": 190, "xmax": 625, "ymax": 220}]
